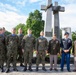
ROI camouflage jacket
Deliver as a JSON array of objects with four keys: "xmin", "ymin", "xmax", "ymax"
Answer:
[
  {"xmin": 35, "ymin": 36, "xmax": 48, "ymax": 51},
  {"xmin": 0, "ymin": 34, "xmax": 5, "ymax": 49},
  {"xmin": 22, "ymin": 35, "xmax": 35, "ymax": 50},
  {"xmin": 18, "ymin": 34, "xmax": 24, "ymax": 47},
  {"xmin": 6, "ymin": 34, "xmax": 19, "ymax": 48}
]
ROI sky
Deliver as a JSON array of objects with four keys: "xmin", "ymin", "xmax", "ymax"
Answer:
[{"xmin": 0, "ymin": 0, "xmax": 76, "ymax": 32}]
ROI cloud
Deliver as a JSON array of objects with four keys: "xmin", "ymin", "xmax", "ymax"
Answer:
[
  {"xmin": 52, "ymin": 0, "xmax": 76, "ymax": 4},
  {"xmin": 63, "ymin": 0, "xmax": 76, "ymax": 4},
  {"xmin": 29, "ymin": 0, "xmax": 43, "ymax": 3},
  {"xmin": 59, "ymin": 3, "xmax": 76, "ymax": 31},
  {"xmin": 0, "ymin": 0, "xmax": 76, "ymax": 32},
  {"xmin": 16, "ymin": 0, "xmax": 27, "ymax": 6},
  {"xmin": 0, "ymin": 2, "xmax": 18, "ymax": 12},
  {"xmin": 30, "ymin": 0, "xmax": 39, "ymax": 3},
  {"xmin": 0, "ymin": 11, "xmax": 28, "ymax": 32},
  {"xmin": 0, "ymin": 2, "xmax": 28, "ymax": 32},
  {"xmin": 6, "ymin": 0, "xmax": 27, "ymax": 6}
]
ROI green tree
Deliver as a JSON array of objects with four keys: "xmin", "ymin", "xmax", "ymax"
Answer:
[
  {"xmin": 15, "ymin": 23, "xmax": 27, "ymax": 35},
  {"xmin": 15, "ymin": 10, "xmax": 44, "ymax": 37},
  {"xmin": 72, "ymin": 31, "xmax": 76, "ymax": 42},
  {"xmin": 26, "ymin": 10, "xmax": 44, "ymax": 38},
  {"xmin": 5, "ymin": 31, "xmax": 11, "ymax": 35}
]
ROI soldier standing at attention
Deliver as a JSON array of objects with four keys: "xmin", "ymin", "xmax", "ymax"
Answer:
[
  {"xmin": 72, "ymin": 40, "xmax": 76, "ymax": 72},
  {"xmin": 48, "ymin": 34, "xmax": 60, "ymax": 71},
  {"xmin": 2, "ymin": 27, "xmax": 7, "ymax": 66},
  {"xmin": 5, "ymin": 28, "xmax": 19, "ymax": 73},
  {"xmin": 17, "ymin": 28, "xmax": 24, "ymax": 67},
  {"xmin": 35, "ymin": 31, "xmax": 48, "ymax": 71},
  {"xmin": 22, "ymin": 29, "xmax": 35, "ymax": 71},
  {"xmin": 60, "ymin": 32, "xmax": 72, "ymax": 72},
  {"xmin": 0, "ymin": 28, "xmax": 5, "ymax": 72}
]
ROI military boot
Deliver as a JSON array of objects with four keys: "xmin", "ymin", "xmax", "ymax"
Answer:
[
  {"xmin": 36, "ymin": 66, "xmax": 39, "ymax": 71},
  {"xmin": 23, "ymin": 66, "xmax": 27, "ymax": 71},
  {"xmin": 5, "ymin": 68, "xmax": 10, "ymax": 73},
  {"xmin": 28, "ymin": 66, "xmax": 33, "ymax": 71},
  {"xmin": 42, "ymin": 67, "xmax": 47, "ymax": 71},
  {"xmin": 20, "ymin": 63, "xmax": 24, "ymax": 67},
  {"xmin": 1, "ymin": 67, "xmax": 4, "ymax": 72},
  {"xmin": 13, "ymin": 68, "xmax": 18, "ymax": 71}
]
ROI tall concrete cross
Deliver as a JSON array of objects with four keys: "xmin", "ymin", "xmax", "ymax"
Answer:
[
  {"xmin": 41, "ymin": 0, "xmax": 52, "ymax": 41},
  {"xmin": 52, "ymin": 2, "xmax": 65, "ymax": 40}
]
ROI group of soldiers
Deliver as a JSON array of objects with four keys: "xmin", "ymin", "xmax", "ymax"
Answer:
[{"xmin": 0, "ymin": 27, "xmax": 76, "ymax": 73}]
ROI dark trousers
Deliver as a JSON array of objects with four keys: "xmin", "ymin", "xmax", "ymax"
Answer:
[
  {"xmin": 18, "ymin": 47, "xmax": 23, "ymax": 64},
  {"xmin": 61, "ymin": 52, "xmax": 70, "ymax": 70}
]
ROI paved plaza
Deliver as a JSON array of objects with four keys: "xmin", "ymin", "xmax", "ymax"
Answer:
[{"xmin": 0, "ymin": 64, "xmax": 76, "ymax": 75}]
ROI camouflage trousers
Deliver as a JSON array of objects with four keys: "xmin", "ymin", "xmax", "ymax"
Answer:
[
  {"xmin": 6, "ymin": 47, "xmax": 17, "ymax": 69},
  {"xmin": 18, "ymin": 47, "xmax": 24, "ymax": 64},
  {"xmin": 24, "ymin": 50, "xmax": 33, "ymax": 66},
  {"xmin": 0, "ymin": 48, "xmax": 5, "ymax": 67},
  {"xmin": 36, "ymin": 50, "xmax": 46, "ymax": 67}
]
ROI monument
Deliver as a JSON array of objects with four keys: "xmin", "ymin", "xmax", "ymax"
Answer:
[
  {"xmin": 52, "ymin": 2, "xmax": 65, "ymax": 40},
  {"xmin": 41, "ymin": 0, "xmax": 65, "ymax": 41},
  {"xmin": 41, "ymin": 0, "xmax": 52, "ymax": 41}
]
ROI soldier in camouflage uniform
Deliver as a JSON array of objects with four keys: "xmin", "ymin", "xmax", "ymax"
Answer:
[
  {"xmin": 0, "ymin": 28, "xmax": 5, "ymax": 72},
  {"xmin": 22, "ymin": 29, "xmax": 35, "ymax": 71},
  {"xmin": 35, "ymin": 31, "xmax": 48, "ymax": 71},
  {"xmin": 17, "ymin": 28, "xmax": 24, "ymax": 66},
  {"xmin": 2, "ymin": 27, "xmax": 7, "ymax": 65},
  {"xmin": 5, "ymin": 28, "xmax": 19, "ymax": 73}
]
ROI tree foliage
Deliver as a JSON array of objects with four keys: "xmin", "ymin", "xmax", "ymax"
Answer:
[
  {"xmin": 72, "ymin": 31, "xmax": 76, "ymax": 42},
  {"xmin": 15, "ymin": 10, "xmax": 44, "ymax": 38},
  {"xmin": 25, "ymin": 10, "xmax": 44, "ymax": 38},
  {"xmin": 15, "ymin": 23, "xmax": 27, "ymax": 35},
  {"xmin": 5, "ymin": 31, "xmax": 11, "ymax": 35}
]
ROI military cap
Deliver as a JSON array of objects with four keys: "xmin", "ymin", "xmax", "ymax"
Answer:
[{"xmin": 64, "ymin": 32, "xmax": 69, "ymax": 35}]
